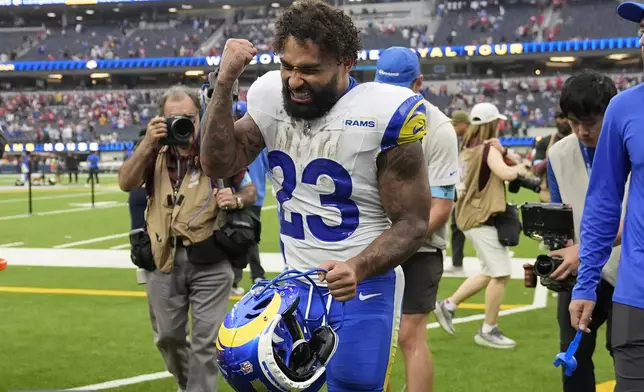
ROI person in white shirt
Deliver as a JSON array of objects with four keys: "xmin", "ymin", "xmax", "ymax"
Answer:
[{"xmin": 374, "ymin": 46, "xmax": 459, "ymax": 392}]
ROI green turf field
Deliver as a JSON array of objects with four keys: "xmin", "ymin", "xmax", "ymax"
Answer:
[{"xmin": 0, "ymin": 174, "xmax": 616, "ymax": 392}]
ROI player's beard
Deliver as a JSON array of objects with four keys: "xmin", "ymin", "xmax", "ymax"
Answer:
[{"xmin": 282, "ymin": 74, "xmax": 341, "ymax": 120}]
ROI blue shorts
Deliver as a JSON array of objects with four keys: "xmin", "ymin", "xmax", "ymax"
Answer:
[{"xmin": 294, "ymin": 267, "xmax": 405, "ymax": 392}]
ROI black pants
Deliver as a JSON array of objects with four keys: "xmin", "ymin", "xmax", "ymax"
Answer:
[
  {"xmin": 232, "ymin": 205, "xmax": 266, "ymax": 287},
  {"xmin": 557, "ymin": 280, "xmax": 615, "ymax": 392},
  {"xmin": 450, "ymin": 208, "xmax": 465, "ymax": 267},
  {"xmin": 613, "ymin": 302, "xmax": 644, "ymax": 392},
  {"xmin": 86, "ymin": 168, "xmax": 99, "ymax": 184},
  {"xmin": 68, "ymin": 170, "xmax": 78, "ymax": 183}
]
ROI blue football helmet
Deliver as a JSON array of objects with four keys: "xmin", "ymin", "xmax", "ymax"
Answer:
[{"xmin": 217, "ymin": 269, "xmax": 339, "ymax": 392}]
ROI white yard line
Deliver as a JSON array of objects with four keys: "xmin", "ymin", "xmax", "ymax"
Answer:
[
  {"xmin": 109, "ymin": 243, "xmax": 131, "ymax": 250},
  {"xmin": 0, "ymin": 241, "xmax": 24, "ymax": 248},
  {"xmin": 64, "ymin": 371, "xmax": 172, "ymax": 391},
  {"xmin": 0, "ymin": 203, "xmax": 127, "ymax": 221},
  {"xmin": 0, "ymin": 190, "xmax": 118, "ymax": 204},
  {"xmin": 54, "ymin": 233, "xmax": 130, "ymax": 249},
  {"xmin": 262, "ymin": 204, "xmax": 276, "ymax": 210}
]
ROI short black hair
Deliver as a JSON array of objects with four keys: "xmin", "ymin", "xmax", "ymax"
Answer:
[
  {"xmin": 559, "ymin": 70, "xmax": 617, "ymax": 120},
  {"xmin": 273, "ymin": 0, "xmax": 362, "ymax": 64}
]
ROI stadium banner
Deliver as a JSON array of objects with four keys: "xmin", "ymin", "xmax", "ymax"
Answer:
[
  {"xmin": 0, "ymin": 137, "xmax": 540, "ymax": 154},
  {"xmin": 0, "ymin": 37, "xmax": 639, "ymax": 73}
]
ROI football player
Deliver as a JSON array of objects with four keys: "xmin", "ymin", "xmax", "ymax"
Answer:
[{"xmin": 200, "ymin": 1, "xmax": 431, "ymax": 391}]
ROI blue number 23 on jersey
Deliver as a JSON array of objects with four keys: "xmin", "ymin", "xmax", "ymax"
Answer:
[{"xmin": 268, "ymin": 151, "xmax": 359, "ymax": 243}]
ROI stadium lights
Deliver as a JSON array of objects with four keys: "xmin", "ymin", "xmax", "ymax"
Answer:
[
  {"xmin": 607, "ymin": 53, "xmax": 630, "ymax": 61},
  {"xmin": 222, "ymin": 4, "xmax": 231, "ymax": 9},
  {"xmin": 181, "ymin": 4, "xmax": 192, "ymax": 9},
  {"xmin": 548, "ymin": 56, "xmax": 576, "ymax": 63},
  {"xmin": 535, "ymin": 69, "xmax": 541, "ymax": 75},
  {"xmin": 168, "ymin": 7, "xmax": 177, "ymax": 12},
  {"xmin": 85, "ymin": 9, "xmax": 94, "ymax": 14},
  {"xmin": 47, "ymin": 74, "xmax": 63, "ymax": 79},
  {"xmin": 185, "ymin": 70, "xmax": 204, "ymax": 76},
  {"xmin": 90, "ymin": 72, "xmax": 110, "ymax": 79},
  {"xmin": 271, "ymin": 2, "xmax": 279, "ymax": 7},
  {"xmin": 47, "ymin": 12, "xmax": 56, "ymax": 17},
  {"xmin": 112, "ymin": 7, "xmax": 119, "ymax": 12},
  {"xmin": 76, "ymin": 16, "xmax": 83, "ymax": 21}
]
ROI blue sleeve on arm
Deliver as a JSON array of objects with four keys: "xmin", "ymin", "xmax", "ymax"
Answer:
[
  {"xmin": 573, "ymin": 101, "xmax": 631, "ymax": 302},
  {"xmin": 239, "ymin": 171, "xmax": 252, "ymax": 188},
  {"xmin": 547, "ymin": 159, "xmax": 562, "ymax": 204},
  {"xmin": 431, "ymin": 185, "xmax": 456, "ymax": 200}
]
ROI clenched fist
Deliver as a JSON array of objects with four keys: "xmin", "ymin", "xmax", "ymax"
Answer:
[
  {"xmin": 219, "ymin": 39, "xmax": 257, "ymax": 83},
  {"xmin": 318, "ymin": 260, "xmax": 358, "ymax": 302}
]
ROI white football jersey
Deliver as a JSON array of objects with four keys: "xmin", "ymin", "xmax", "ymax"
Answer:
[{"xmin": 247, "ymin": 71, "xmax": 427, "ymax": 272}]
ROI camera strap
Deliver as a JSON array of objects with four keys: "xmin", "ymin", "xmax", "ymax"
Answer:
[{"xmin": 580, "ymin": 145, "xmax": 592, "ymax": 176}]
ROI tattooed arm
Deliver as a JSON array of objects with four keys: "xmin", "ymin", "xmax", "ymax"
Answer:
[
  {"xmin": 200, "ymin": 78, "xmax": 265, "ymax": 179},
  {"xmin": 346, "ymin": 142, "xmax": 431, "ymax": 282}
]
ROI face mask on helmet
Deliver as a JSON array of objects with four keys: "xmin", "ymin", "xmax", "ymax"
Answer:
[{"xmin": 217, "ymin": 269, "xmax": 340, "ymax": 392}]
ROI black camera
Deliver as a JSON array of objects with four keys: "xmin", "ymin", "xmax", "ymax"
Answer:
[
  {"xmin": 160, "ymin": 115, "xmax": 194, "ymax": 146},
  {"xmin": 508, "ymin": 174, "xmax": 541, "ymax": 194},
  {"xmin": 520, "ymin": 202, "xmax": 576, "ymax": 292}
]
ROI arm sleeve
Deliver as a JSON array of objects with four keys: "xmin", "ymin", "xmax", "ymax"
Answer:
[
  {"xmin": 573, "ymin": 101, "xmax": 631, "ymax": 302},
  {"xmin": 380, "ymin": 95, "xmax": 427, "ymax": 152},
  {"xmin": 546, "ymin": 158, "xmax": 562, "ymax": 204}
]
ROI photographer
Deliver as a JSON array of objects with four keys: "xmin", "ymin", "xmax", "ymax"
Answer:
[
  {"xmin": 531, "ymin": 111, "xmax": 572, "ymax": 202},
  {"xmin": 118, "ymin": 86, "xmax": 256, "ymax": 392},
  {"xmin": 546, "ymin": 70, "xmax": 624, "ymax": 392},
  {"xmin": 0, "ymin": 124, "xmax": 6, "ymax": 159},
  {"xmin": 435, "ymin": 102, "xmax": 530, "ymax": 349}
]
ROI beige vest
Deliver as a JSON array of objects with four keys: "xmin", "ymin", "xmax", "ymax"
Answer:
[
  {"xmin": 145, "ymin": 148, "xmax": 225, "ymax": 273},
  {"xmin": 548, "ymin": 134, "xmax": 628, "ymax": 286},
  {"xmin": 456, "ymin": 144, "xmax": 506, "ymax": 232}
]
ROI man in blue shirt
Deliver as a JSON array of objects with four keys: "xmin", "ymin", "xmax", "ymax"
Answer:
[
  {"xmin": 569, "ymin": 3, "xmax": 644, "ymax": 390},
  {"xmin": 86, "ymin": 151, "xmax": 100, "ymax": 186},
  {"xmin": 546, "ymin": 71, "xmax": 619, "ymax": 392}
]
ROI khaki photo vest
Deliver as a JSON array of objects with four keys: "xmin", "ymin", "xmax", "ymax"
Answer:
[
  {"xmin": 145, "ymin": 148, "xmax": 225, "ymax": 273},
  {"xmin": 456, "ymin": 143, "xmax": 506, "ymax": 232}
]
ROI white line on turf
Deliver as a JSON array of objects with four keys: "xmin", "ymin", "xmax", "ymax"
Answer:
[
  {"xmin": 109, "ymin": 243, "xmax": 131, "ymax": 250},
  {"xmin": 0, "ymin": 202, "xmax": 127, "ymax": 221},
  {"xmin": 0, "ymin": 190, "xmax": 119, "ymax": 204},
  {"xmin": 64, "ymin": 371, "xmax": 172, "ymax": 391},
  {"xmin": 0, "ymin": 241, "xmax": 24, "ymax": 247},
  {"xmin": 54, "ymin": 233, "xmax": 130, "ymax": 249},
  {"xmin": 62, "ymin": 283, "xmax": 549, "ymax": 391}
]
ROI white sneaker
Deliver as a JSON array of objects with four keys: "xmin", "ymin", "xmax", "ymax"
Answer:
[
  {"xmin": 474, "ymin": 327, "xmax": 517, "ymax": 349},
  {"xmin": 231, "ymin": 286, "xmax": 245, "ymax": 296}
]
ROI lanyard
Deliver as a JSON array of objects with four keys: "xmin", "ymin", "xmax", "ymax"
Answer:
[{"xmin": 580, "ymin": 145, "xmax": 592, "ymax": 176}]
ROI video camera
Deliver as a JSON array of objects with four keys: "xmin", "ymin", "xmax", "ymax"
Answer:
[
  {"xmin": 520, "ymin": 202, "xmax": 576, "ymax": 292},
  {"xmin": 160, "ymin": 115, "xmax": 195, "ymax": 146}
]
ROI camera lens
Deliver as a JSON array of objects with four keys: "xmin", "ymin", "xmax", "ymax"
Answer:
[
  {"xmin": 534, "ymin": 255, "xmax": 557, "ymax": 277},
  {"xmin": 171, "ymin": 117, "xmax": 194, "ymax": 138}
]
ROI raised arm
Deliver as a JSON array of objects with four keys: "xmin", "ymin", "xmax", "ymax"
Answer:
[
  {"xmin": 346, "ymin": 142, "xmax": 431, "ymax": 282},
  {"xmin": 199, "ymin": 39, "xmax": 265, "ymax": 179}
]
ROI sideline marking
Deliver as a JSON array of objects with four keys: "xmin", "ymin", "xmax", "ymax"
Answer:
[
  {"xmin": 0, "ymin": 202, "xmax": 127, "ymax": 221},
  {"xmin": 0, "ymin": 190, "xmax": 118, "ymax": 204},
  {"xmin": 109, "ymin": 244, "xmax": 131, "ymax": 250},
  {"xmin": 53, "ymin": 233, "xmax": 130, "ymax": 249},
  {"xmin": 596, "ymin": 381, "xmax": 616, "ymax": 392},
  {"xmin": 0, "ymin": 286, "xmax": 526, "ymax": 310},
  {"xmin": 65, "ymin": 371, "xmax": 172, "ymax": 391},
  {"xmin": 0, "ymin": 241, "xmax": 24, "ymax": 248}
]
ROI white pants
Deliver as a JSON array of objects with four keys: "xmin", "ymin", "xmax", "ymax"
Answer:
[{"xmin": 464, "ymin": 225, "xmax": 512, "ymax": 278}]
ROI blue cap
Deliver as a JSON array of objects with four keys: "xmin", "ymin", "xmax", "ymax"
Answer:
[
  {"xmin": 233, "ymin": 101, "xmax": 247, "ymax": 116},
  {"xmin": 374, "ymin": 47, "xmax": 421, "ymax": 88},
  {"xmin": 617, "ymin": 1, "xmax": 644, "ymax": 23}
]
